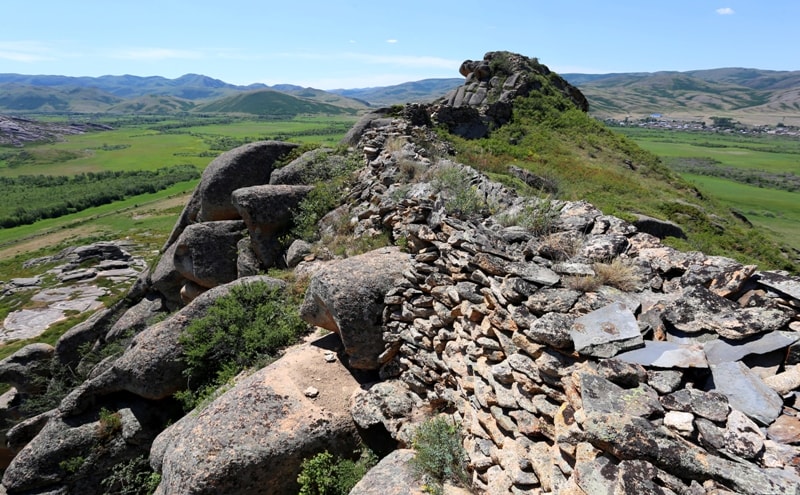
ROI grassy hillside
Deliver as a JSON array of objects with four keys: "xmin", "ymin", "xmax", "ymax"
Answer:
[
  {"xmin": 440, "ymin": 88, "xmax": 798, "ymax": 272},
  {"xmin": 331, "ymin": 78, "xmax": 463, "ymax": 106},
  {"xmin": 193, "ymin": 89, "xmax": 360, "ymax": 116}
]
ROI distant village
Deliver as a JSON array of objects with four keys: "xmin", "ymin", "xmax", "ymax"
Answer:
[{"xmin": 603, "ymin": 114, "xmax": 800, "ymax": 137}]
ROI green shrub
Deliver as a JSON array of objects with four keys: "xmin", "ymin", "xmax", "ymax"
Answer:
[
  {"xmin": 101, "ymin": 455, "xmax": 161, "ymax": 495},
  {"xmin": 97, "ymin": 407, "xmax": 123, "ymax": 441},
  {"xmin": 411, "ymin": 416, "xmax": 470, "ymax": 494},
  {"xmin": 496, "ymin": 198, "xmax": 560, "ymax": 236},
  {"xmin": 177, "ymin": 281, "xmax": 307, "ymax": 410},
  {"xmin": 59, "ymin": 456, "xmax": 86, "ymax": 474},
  {"xmin": 431, "ymin": 166, "xmax": 487, "ymax": 218},
  {"xmin": 297, "ymin": 449, "xmax": 377, "ymax": 495}
]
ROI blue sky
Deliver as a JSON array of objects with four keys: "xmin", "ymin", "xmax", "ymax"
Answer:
[{"xmin": 2, "ymin": 1, "xmax": 797, "ymax": 89}]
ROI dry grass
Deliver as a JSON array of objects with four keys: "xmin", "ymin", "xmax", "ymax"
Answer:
[
  {"xmin": 538, "ymin": 232, "xmax": 584, "ymax": 261},
  {"xmin": 593, "ymin": 258, "xmax": 639, "ymax": 292},
  {"xmin": 564, "ymin": 258, "xmax": 639, "ymax": 293}
]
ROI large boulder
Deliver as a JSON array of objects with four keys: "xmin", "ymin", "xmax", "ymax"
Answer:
[
  {"xmin": 0, "ymin": 344, "xmax": 54, "ymax": 394},
  {"xmin": 173, "ymin": 220, "xmax": 246, "ymax": 289},
  {"xmin": 269, "ymin": 148, "xmax": 354, "ymax": 186},
  {"xmin": 150, "ymin": 336, "xmax": 361, "ymax": 495},
  {"xmin": 300, "ymin": 247, "xmax": 413, "ymax": 369},
  {"xmin": 231, "ymin": 185, "xmax": 313, "ymax": 268},
  {"xmin": 163, "ymin": 141, "xmax": 298, "ymax": 248}
]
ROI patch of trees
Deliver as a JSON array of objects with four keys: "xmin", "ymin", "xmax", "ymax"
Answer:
[
  {"xmin": 0, "ymin": 165, "xmax": 200, "ymax": 228},
  {"xmin": 666, "ymin": 157, "xmax": 800, "ymax": 192}
]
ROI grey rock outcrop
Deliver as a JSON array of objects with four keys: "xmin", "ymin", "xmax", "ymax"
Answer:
[
  {"xmin": 433, "ymin": 51, "xmax": 589, "ymax": 139},
  {"xmin": 231, "ymin": 184, "xmax": 313, "ymax": 268},
  {"xmin": 164, "ymin": 140, "xmax": 298, "ymax": 248},
  {"xmin": 173, "ymin": 220, "xmax": 246, "ymax": 289}
]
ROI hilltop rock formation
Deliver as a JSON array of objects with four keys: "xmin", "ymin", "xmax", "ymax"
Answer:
[
  {"xmin": 433, "ymin": 51, "xmax": 589, "ymax": 138},
  {"xmin": 2, "ymin": 51, "xmax": 800, "ymax": 495}
]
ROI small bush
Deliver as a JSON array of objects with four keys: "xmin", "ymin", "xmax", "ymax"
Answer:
[
  {"xmin": 59, "ymin": 456, "xmax": 86, "ymax": 474},
  {"xmin": 411, "ymin": 416, "xmax": 470, "ymax": 494},
  {"xmin": 496, "ymin": 198, "xmax": 560, "ymax": 236},
  {"xmin": 101, "ymin": 455, "xmax": 161, "ymax": 495},
  {"xmin": 563, "ymin": 275, "xmax": 602, "ymax": 292},
  {"xmin": 177, "ymin": 281, "xmax": 307, "ymax": 410},
  {"xmin": 297, "ymin": 449, "xmax": 377, "ymax": 495},
  {"xmin": 97, "ymin": 407, "xmax": 123, "ymax": 440},
  {"xmin": 431, "ymin": 166, "xmax": 487, "ymax": 218}
]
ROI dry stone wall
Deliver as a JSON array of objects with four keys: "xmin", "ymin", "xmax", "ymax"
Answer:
[{"xmin": 342, "ymin": 115, "xmax": 800, "ymax": 494}]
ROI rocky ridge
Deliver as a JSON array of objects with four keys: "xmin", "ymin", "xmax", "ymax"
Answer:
[
  {"xmin": 0, "ymin": 51, "xmax": 799, "ymax": 494},
  {"xmin": 0, "ymin": 115, "xmax": 111, "ymax": 147}
]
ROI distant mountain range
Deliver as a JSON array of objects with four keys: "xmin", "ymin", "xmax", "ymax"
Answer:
[
  {"xmin": 562, "ymin": 68, "xmax": 800, "ymax": 126},
  {"xmin": 1, "ymin": 69, "xmax": 799, "ymax": 125}
]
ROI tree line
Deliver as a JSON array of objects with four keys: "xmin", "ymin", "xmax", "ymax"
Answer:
[{"xmin": 0, "ymin": 165, "xmax": 200, "ymax": 228}]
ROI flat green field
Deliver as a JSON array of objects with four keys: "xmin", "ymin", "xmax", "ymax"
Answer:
[
  {"xmin": 617, "ymin": 127, "xmax": 800, "ymax": 247},
  {"xmin": 0, "ymin": 114, "xmax": 357, "ymax": 261}
]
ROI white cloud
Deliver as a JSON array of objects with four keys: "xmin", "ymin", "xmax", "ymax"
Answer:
[
  {"xmin": 112, "ymin": 47, "xmax": 203, "ymax": 61},
  {"xmin": 716, "ymin": 7, "xmax": 735, "ymax": 15},
  {"xmin": 386, "ymin": 39, "xmax": 398, "ymax": 44},
  {"xmin": 0, "ymin": 41, "xmax": 56, "ymax": 62}
]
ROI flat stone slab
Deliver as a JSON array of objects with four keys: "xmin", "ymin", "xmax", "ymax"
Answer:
[
  {"xmin": 9, "ymin": 277, "xmax": 41, "ymax": 288},
  {"xmin": 704, "ymin": 331, "xmax": 799, "ymax": 366},
  {"xmin": 506, "ymin": 261, "xmax": 560, "ymax": 286},
  {"xmin": 756, "ymin": 271, "xmax": 800, "ymax": 301},
  {"xmin": 2, "ymin": 309, "xmax": 66, "ymax": 342},
  {"xmin": 570, "ymin": 301, "xmax": 643, "ymax": 358},
  {"xmin": 710, "ymin": 361, "xmax": 783, "ymax": 426},
  {"xmin": 616, "ymin": 340, "xmax": 708, "ymax": 368}
]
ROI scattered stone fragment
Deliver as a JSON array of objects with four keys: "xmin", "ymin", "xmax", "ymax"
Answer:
[
  {"xmin": 303, "ymin": 386, "xmax": 319, "ymax": 398},
  {"xmin": 660, "ymin": 388, "xmax": 729, "ymax": 423},
  {"xmin": 664, "ymin": 410, "xmax": 695, "ymax": 435},
  {"xmin": 616, "ymin": 341, "xmax": 708, "ymax": 368},
  {"xmin": 571, "ymin": 302, "xmax": 644, "ymax": 358},
  {"xmin": 704, "ymin": 331, "xmax": 799, "ymax": 365},
  {"xmin": 710, "ymin": 361, "xmax": 783, "ymax": 426},
  {"xmin": 763, "ymin": 363, "xmax": 800, "ymax": 395},
  {"xmin": 723, "ymin": 409, "xmax": 765, "ymax": 459},
  {"xmin": 580, "ymin": 373, "xmax": 662, "ymax": 418},
  {"xmin": 767, "ymin": 414, "xmax": 800, "ymax": 444}
]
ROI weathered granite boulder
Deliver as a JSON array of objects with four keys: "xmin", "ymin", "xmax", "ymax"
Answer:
[
  {"xmin": 0, "ymin": 344, "xmax": 54, "ymax": 394},
  {"xmin": 269, "ymin": 148, "xmax": 355, "ymax": 186},
  {"xmin": 173, "ymin": 220, "xmax": 245, "ymax": 289},
  {"xmin": 149, "ymin": 242, "xmax": 184, "ymax": 308},
  {"xmin": 349, "ymin": 449, "xmax": 426, "ymax": 495},
  {"xmin": 299, "ymin": 247, "xmax": 412, "ymax": 369},
  {"xmin": 231, "ymin": 184, "xmax": 313, "ymax": 268},
  {"xmin": 3, "ymin": 396, "xmax": 175, "ymax": 495},
  {"xmin": 150, "ymin": 338, "xmax": 361, "ymax": 495},
  {"xmin": 164, "ymin": 140, "xmax": 298, "ymax": 248}
]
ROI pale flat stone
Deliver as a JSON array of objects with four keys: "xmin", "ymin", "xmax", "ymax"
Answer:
[
  {"xmin": 704, "ymin": 331, "xmax": 799, "ymax": 365},
  {"xmin": 616, "ymin": 340, "xmax": 708, "ymax": 368},
  {"xmin": 571, "ymin": 302, "xmax": 644, "ymax": 358},
  {"xmin": 711, "ymin": 361, "xmax": 783, "ymax": 426}
]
